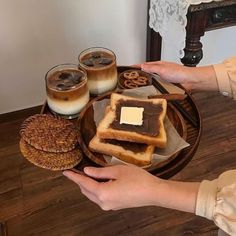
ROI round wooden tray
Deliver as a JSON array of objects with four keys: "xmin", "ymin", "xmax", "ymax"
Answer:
[{"xmin": 41, "ymin": 66, "xmax": 202, "ymax": 179}]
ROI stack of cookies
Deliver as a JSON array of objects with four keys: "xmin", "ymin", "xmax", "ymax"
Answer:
[{"xmin": 19, "ymin": 114, "xmax": 82, "ymax": 170}]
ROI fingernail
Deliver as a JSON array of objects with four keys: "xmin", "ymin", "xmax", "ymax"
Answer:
[
  {"xmin": 62, "ymin": 171, "xmax": 69, "ymax": 177},
  {"xmin": 84, "ymin": 167, "xmax": 91, "ymax": 174}
]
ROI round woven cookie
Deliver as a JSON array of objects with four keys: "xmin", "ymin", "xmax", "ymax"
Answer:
[
  {"xmin": 20, "ymin": 114, "xmax": 78, "ymax": 153},
  {"xmin": 20, "ymin": 139, "xmax": 82, "ymax": 170}
]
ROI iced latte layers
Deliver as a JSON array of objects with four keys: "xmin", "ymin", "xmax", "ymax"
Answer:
[
  {"xmin": 45, "ymin": 64, "xmax": 89, "ymax": 119},
  {"xmin": 78, "ymin": 47, "xmax": 117, "ymax": 95}
]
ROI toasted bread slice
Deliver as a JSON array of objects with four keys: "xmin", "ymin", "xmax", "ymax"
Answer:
[
  {"xmin": 97, "ymin": 93, "xmax": 167, "ymax": 147},
  {"xmin": 89, "ymin": 135, "xmax": 154, "ymax": 166}
]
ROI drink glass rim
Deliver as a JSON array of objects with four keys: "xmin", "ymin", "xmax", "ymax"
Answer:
[
  {"xmin": 78, "ymin": 47, "xmax": 116, "ymax": 69},
  {"xmin": 45, "ymin": 63, "xmax": 87, "ymax": 92}
]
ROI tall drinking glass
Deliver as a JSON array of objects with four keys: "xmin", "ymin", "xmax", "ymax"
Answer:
[
  {"xmin": 45, "ymin": 64, "xmax": 89, "ymax": 119},
  {"xmin": 78, "ymin": 47, "xmax": 117, "ymax": 95}
]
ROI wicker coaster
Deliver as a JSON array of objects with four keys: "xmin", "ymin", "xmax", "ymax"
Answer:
[
  {"xmin": 20, "ymin": 139, "xmax": 82, "ymax": 170},
  {"xmin": 20, "ymin": 114, "xmax": 78, "ymax": 153}
]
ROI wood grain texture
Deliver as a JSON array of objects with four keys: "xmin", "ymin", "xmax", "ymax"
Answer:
[
  {"xmin": 0, "ymin": 222, "xmax": 7, "ymax": 236},
  {"xmin": 0, "ymin": 91, "xmax": 236, "ymax": 235}
]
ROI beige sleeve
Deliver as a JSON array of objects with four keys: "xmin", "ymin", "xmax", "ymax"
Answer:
[
  {"xmin": 213, "ymin": 57, "xmax": 236, "ymax": 97},
  {"xmin": 195, "ymin": 170, "xmax": 236, "ymax": 235}
]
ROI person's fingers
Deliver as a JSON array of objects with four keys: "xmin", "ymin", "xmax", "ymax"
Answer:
[
  {"xmin": 63, "ymin": 172, "xmax": 103, "ymax": 205},
  {"xmin": 130, "ymin": 62, "xmax": 162, "ymax": 69},
  {"xmin": 84, "ymin": 165, "xmax": 125, "ymax": 180},
  {"xmin": 130, "ymin": 64, "xmax": 141, "ymax": 68},
  {"xmin": 63, "ymin": 170, "xmax": 100, "ymax": 190},
  {"xmin": 140, "ymin": 61, "xmax": 163, "ymax": 70},
  {"xmin": 141, "ymin": 61, "xmax": 162, "ymax": 65},
  {"xmin": 141, "ymin": 63, "xmax": 161, "ymax": 74}
]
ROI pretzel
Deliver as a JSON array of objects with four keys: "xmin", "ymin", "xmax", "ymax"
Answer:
[
  {"xmin": 123, "ymin": 71, "xmax": 139, "ymax": 80},
  {"xmin": 124, "ymin": 80, "xmax": 139, "ymax": 89},
  {"xmin": 132, "ymin": 76, "xmax": 148, "ymax": 86}
]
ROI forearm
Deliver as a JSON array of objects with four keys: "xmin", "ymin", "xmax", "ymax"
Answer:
[{"xmin": 150, "ymin": 179, "xmax": 200, "ymax": 213}]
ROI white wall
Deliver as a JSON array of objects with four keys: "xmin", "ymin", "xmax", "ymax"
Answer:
[
  {"xmin": 0, "ymin": 0, "xmax": 148, "ymax": 114},
  {"xmin": 199, "ymin": 26, "xmax": 236, "ymax": 65},
  {"xmin": 1, "ymin": 1, "xmax": 236, "ymax": 114}
]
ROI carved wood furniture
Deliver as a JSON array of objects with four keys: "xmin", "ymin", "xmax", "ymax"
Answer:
[{"xmin": 146, "ymin": 0, "xmax": 236, "ymax": 66}]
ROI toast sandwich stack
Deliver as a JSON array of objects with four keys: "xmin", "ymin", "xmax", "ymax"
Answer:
[{"xmin": 89, "ymin": 93, "xmax": 167, "ymax": 166}]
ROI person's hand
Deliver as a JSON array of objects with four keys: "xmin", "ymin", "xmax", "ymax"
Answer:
[
  {"xmin": 141, "ymin": 61, "xmax": 194, "ymax": 90},
  {"xmin": 63, "ymin": 165, "xmax": 200, "ymax": 213},
  {"xmin": 140, "ymin": 61, "xmax": 218, "ymax": 91},
  {"xmin": 63, "ymin": 165, "xmax": 162, "ymax": 211}
]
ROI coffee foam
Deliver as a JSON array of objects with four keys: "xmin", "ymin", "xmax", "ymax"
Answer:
[{"xmin": 47, "ymin": 91, "xmax": 89, "ymax": 115}]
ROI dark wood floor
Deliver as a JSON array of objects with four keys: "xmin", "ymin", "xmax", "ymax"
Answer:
[{"xmin": 1, "ymin": 91, "xmax": 236, "ymax": 236}]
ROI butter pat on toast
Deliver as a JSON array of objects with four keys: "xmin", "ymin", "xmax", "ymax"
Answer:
[{"xmin": 96, "ymin": 93, "xmax": 167, "ymax": 147}]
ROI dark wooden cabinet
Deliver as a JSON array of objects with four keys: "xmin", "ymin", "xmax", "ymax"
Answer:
[{"xmin": 146, "ymin": 0, "xmax": 236, "ymax": 66}]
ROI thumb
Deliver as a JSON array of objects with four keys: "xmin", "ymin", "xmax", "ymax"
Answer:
[{"xmin": 84, "ymin": 166, "xmax": 120, "ymax": 180}]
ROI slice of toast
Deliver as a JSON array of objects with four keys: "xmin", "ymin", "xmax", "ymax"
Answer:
[
  {"xmin": 97, "ymin": 93, "xmax": 167, "ymax": 147},
  {"xmin": 89, "ymin": 135, "xmax": 154, "ymax": 166}
]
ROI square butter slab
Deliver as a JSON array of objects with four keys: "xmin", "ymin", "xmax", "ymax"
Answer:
[{"xmin": 120, "ymin": 107, "xmax": 144, "ymax": 126}]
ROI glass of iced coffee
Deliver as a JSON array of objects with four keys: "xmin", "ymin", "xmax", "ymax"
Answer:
[
  {"xmin": 45, "ymin": 64, "xmax": 89, "ymax": 119},
  {"xmin": 78, "ymin": 47, "xmax": 117, "ymax": 95}
]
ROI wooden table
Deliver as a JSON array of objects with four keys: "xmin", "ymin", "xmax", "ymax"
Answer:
[
  {"xmin": 146, "ymin": 0, "xmax": 236, "ymax": 66},
  {"xmin": 1, "ymin": 91, "xmax": 236, "ymax": 235}
]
